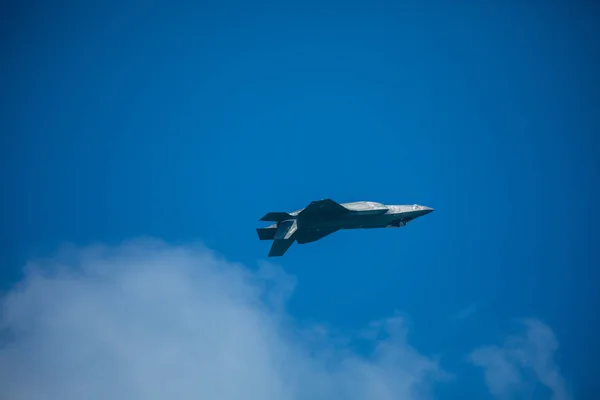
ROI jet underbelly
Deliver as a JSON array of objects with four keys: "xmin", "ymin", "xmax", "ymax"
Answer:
[
  {"xmin": 340, "ymin": 215, "xmax": 393, "ymax": 229},
  {"xmin": 304, "ymin": 213, "xmax": 391, "ymax": 230}
]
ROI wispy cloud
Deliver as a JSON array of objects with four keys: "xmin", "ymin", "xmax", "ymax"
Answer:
[
  {"xmin": 0, "ymin": 239, "xmax": 443, "ymax": 400},
  {"xmin": 450, "ymin": 301, "xmax": 483, "ymax": 321},
  {"xmin": 469, "ymin": 319, "xmax": 569, "ymax": 400},
  {"xmin": 0, "ymin": 239, "xmax": 570, "ymax": 399}
]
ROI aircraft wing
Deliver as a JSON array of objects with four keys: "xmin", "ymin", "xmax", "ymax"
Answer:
[
  {"xmin": 296, "ymin": 229, "xmax": 339, "ymax": 244},
  {"xmin": 260, "ymin": 212, "xmax": 293, "ymax": 222},
  {"xmin": 299, "ymin": 199, "xmax": 349, "ymax": 219}
]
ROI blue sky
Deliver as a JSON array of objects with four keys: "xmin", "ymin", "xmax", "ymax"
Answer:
[{"xmin": 2, "ymin": 1, "xmax": 599, "ymax": 398}]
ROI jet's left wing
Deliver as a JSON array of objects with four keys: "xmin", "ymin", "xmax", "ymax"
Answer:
[
  {"xmin": 296, "ymin": 229, "xmax": 339, "ymax": 244},
  {"xmin": 299, "ymin": 199, "xmax": 349, "ymax": 219}
]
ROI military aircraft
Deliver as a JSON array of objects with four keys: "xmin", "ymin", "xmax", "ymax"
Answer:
[{"xmin": 257, "ymin": 199, "xmax": 434, "ymax": 257}]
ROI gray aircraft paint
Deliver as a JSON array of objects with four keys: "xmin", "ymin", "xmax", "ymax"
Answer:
[{"xmin": 257, "ymin": 199, "xmax": 434, "ymax": 257}]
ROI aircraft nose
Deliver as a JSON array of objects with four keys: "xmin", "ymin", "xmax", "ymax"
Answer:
[{"xmin": 422, "ymin": 206, "xmax": 434, "ymax": 215}]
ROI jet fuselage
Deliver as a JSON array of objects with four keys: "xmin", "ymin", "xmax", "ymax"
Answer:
[{"xmin": 298, "ymin": 204, "xmax": 432, "ymax": 231}]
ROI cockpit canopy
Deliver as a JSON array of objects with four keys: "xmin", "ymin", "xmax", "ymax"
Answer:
[{"xmin": 342, "ymin": 201, "xmax": 386, "ymax": 211}]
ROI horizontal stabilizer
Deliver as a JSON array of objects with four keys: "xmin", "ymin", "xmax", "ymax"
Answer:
[
  {"xmin": 257, "ymin": 224, "xmax": 277, "ymax": 240},
  {"xmin": 260, "ymin": 212, "xmax": 293, "ymax": 222}
]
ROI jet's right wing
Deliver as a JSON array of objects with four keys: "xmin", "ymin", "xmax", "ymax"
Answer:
[
  {"xmin": 296, "ymin": 229, "xmax": 339, "ymax": 244},
  {"xmin": 299, "ymin": 199, "xmax": 349, "ymax": 219}
]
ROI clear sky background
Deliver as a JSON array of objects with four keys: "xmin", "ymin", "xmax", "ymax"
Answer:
[{"xmin": 2, "ymin": 1, "xmax": 599, "ymax": 399}]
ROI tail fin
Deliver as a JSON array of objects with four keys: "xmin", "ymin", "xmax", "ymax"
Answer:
[
  {"xmin": 268, "ymin": 219, "xmax": 297, "ymax": 257},
  {"xmin": 268, "ymin": 238, "xmax": 295, "ymax": 257},
  {"xmin": 260, "ymin": 212, "xmax": 293, "ymax": 222}
]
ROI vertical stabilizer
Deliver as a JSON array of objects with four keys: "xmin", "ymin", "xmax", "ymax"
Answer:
[{"xmin": 268, "ymin": 219, "xmax": 297, "ymax": 257}]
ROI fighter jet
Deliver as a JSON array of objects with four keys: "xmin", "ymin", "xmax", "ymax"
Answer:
[{"xmin": 257, "ymin": 199, "xmax": 434, "ymax": 257}]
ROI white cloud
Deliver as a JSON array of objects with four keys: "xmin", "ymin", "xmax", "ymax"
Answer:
[
  {"xmin": 0, "ymin": 238, "xmax": 443, "ymax": 400},
  {"xmin": 449, "ymin": 301, "xmax": 483, "ymax": 321},
  {"xmin": 469, "ymin": 319, "xmax": 569, "ymax": 400}
]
